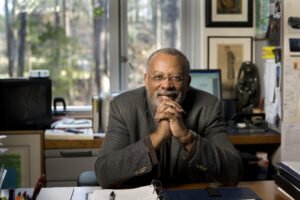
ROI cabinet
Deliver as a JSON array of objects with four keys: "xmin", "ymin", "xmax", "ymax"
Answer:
[
  {"xmin": 44, "ymin": 138, "xmax": 102, "ymax": 187},
  {"xmin": 0, "ymin": 130, "xmax": 43, "ymax": 188},
  {"xmin": 45, "ymin": 148, "xmax": 98, "ymax": 186}
]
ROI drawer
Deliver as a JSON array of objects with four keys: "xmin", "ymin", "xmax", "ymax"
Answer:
[
  {"xmin": 45, "ymin": 156, "xmax": 98, "ymax": 181},
  {"xmin": 45, "ymin": 148, "xmax": 99, "ymax": 158}
]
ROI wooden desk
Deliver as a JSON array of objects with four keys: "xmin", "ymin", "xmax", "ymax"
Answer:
[
  {"xmin": 0, "ymin": 181, "xmax": 289, "ymax": 200},
  {"xmin": 229, "ymin": 134, "xmax": 281, "ymax": 145},
  {"xmin": 45, "ymin": 133, "xmax": 280, "ymax": 149},
  {"xmin": 45, "ymin": 138, "xmax": 103, "ymax": 149},
  {"xmin": 166, "ymin": 181, "xmax": 288, "ymax": 200}
]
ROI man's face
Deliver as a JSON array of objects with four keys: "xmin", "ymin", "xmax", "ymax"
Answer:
[{"xmin": 144, "ymin": 53, "xmax": 191, "ymax": 108}]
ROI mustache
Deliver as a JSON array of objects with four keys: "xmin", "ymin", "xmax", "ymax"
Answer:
[{"xmin": 156, "ymin": 90, "xmax": 179, "ymax": 96}]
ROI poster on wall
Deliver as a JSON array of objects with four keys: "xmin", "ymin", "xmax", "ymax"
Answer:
[
  {"xmin": 207, "ymin": 36, "xmax": 253, "ymax": 98},
  {"xmin": 206, "ymin": 0, "xmax": 253, "ymax": 27}
]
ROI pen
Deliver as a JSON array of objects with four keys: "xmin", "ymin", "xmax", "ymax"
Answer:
[
  {"xmin": 109, "ymin": 191, "xmax": 115, "ymax": 200},
  {"xmin": 32, "ymin": 174, "xmax": 45, "ymax": 200}
]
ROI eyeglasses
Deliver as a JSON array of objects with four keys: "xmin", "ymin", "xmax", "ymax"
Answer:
[{"xmin": 149, "ymin": 74, "xmax": 184, "ymax": 84}]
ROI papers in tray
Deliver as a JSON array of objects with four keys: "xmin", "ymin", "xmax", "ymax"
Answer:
[
  {"xmin": 45, "ymin": 128, "xmax": 94, "ymax": 140},
  {"xmin": 87, "ymin": 185, "xmax": 158, "ymax": 200},
  {"xmin": 51, "ymin": 118, "xmax": 92, "ymax": 129},
  {"xmin": 0, "ymin": 135, "xmax": 7, "ymax": 154}
]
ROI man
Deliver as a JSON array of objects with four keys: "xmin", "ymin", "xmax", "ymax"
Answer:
[{"xmin": 95, "ymin": 48, "xmax": 242, "ymax": 188}]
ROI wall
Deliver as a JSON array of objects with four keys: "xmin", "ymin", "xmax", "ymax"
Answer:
[{"xmin": 281, "ymin": 0, "xmax": 300, "ymax": 162}]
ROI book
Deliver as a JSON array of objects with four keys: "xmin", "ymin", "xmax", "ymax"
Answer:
[
  {"xmin": 45, "ymin": 128, "xmax": 94, "ymax": 140},
  {"xmin": 275, "ymin": 172, "xmax": 300, "ymax": 199},
  {"xmin": 277, "ymin": 161, "xmax": 300, "ymax": 182},
  {"xmin": 279, "ymin": 168, "xmax": 300, "ymax": 189},
  {"xmin": 92, "ymin": 96, "xmax": 100, "ymax": 133}
]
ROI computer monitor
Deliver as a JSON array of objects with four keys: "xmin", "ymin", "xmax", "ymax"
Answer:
[{"xmin": 190, "ymin": 69, "xmax": 222, "ymax": 99}]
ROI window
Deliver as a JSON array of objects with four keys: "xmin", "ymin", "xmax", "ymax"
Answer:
[
  {"xmin": 1, "ymin": 0, "xmax": 201, "ymax": 106},
  {"xmin": 0, "ymin": 0, "xmax": 110, "ymax": 106},
  {"xmin": 126, "ymin": 0, "xmax": 182, "ymax": 89}
]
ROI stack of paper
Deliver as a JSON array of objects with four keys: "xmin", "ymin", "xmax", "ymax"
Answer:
[
  {"xmin": 275, "ymin": 161, "xmax": 300, "ymax": 199},
  {"xmin": 51, "ymin": 118, "xmax": 92, "ymax": 129},
  {"xmin": 0, "ymin": 135, "xmax": 7, "ymax": 154},
  {"xmin": 45, "ymin": 128, "xmax": 94, "ymax": 140},
  {"xmin": 88, "ymin": 185, "xmax": 158, "ymax": 200},
  {"xmin": 0, "ymin": 135, "xmax": 7, "ymax": 189}
]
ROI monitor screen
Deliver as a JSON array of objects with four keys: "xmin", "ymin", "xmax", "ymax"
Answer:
[
  {"xmin": 0, "ymin": 78, "xmax": 52, "ymax": 130},
  {"xmin": 190, "ymin": 69, "xmax": 222, "ymax": 99}
]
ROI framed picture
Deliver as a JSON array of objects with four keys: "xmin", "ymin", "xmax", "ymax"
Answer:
[
  {"xmin": 206, "ymin": 0, "xmax": 253, "ymax": 27},
  {"xmin": 207, "ymin": 36, "xmax": 253, "ymax": 98},
  {"xmin": 0, "ymin": 131, "xmax": 44, "ymax": 188}
]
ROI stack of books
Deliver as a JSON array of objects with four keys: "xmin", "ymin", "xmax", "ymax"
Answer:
[{"xmin": 275, "ymin": 161, "xmax": 300, "ymax": 199}]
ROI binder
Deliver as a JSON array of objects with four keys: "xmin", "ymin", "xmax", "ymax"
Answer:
[
  {"xmin": 163, "ymin": 187, "xmax": 262, "ymax": 200},
  {"xmin": 277, "ymin": 162, "xmax": 300, "ymax": 183},
  {"xmin": 278, "ymin": 168, "xmax": 300, "ymax": 189},
  {"xmin": 275, "ymin": 172, "xmax": 300, "ymax": 199}
]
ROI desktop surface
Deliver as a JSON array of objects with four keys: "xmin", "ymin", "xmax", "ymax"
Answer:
[{"xmin": 1, "ymin": 181, "xmax": 287, "ymax": 200}]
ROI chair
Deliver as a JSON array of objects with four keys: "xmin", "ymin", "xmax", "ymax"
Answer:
[
  {"xmin": 77, "ymin": 171, "xmax": 98, "ymax": 186},
  {"xmin": 78, "ymin": 92, "xmax": 121, "ymax": 186}
]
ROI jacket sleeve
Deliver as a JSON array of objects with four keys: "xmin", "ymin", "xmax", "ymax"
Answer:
[
  {"xmin": 94, "ymin": 99, "xmax": 158, "ymax": 188},
  {"xmin": 183, "ymin": 99, "xmax": 243, "ymax": 186}
]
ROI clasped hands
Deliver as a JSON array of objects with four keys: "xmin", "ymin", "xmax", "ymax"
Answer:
[{"xmin": 150, "ymin": 100, "xmax": 195, "ymax": 150}]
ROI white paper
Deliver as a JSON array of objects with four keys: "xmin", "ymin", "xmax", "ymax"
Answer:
[
  {"xmin": 283, "ymin": 61, "xmax": 298, "ymax": 119},
  {"xmin": 281, "ymin": 122, "xmax": 300, "ymax": 161},
  {"xmin": 37, "ymin": 187, "xmax": 74, "ymax": 200},
  {"xmin": 265, "ymin": 100, "xmax": 277, "ymax": 124},
  {"xmin": 264, "ymin": 59, "xmax": 276, "ymax": 102},
  {"xmin": 90, "ymin": 185, "xmax": 158, "ymax": 200}
]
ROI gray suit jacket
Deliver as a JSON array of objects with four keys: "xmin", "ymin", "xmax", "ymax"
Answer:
[{"xmin": 95, "ymin": 87, "xmax": 242, "ymax": 188}]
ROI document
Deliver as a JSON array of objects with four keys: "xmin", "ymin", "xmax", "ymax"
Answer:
[
  {"xmin": 88, "ymin": 185, "xmax": 158, "ymax": 200},
  {"xmin": 264, "ymin": 59, "xmax": 276, "ymax": 102},
  {"xmin": 45, "ymin": 128, "xmax": 94, "ymax": 140},
  {"xmin": 281, "ymin": 122, "xmax": 300, "ymax": 161}
]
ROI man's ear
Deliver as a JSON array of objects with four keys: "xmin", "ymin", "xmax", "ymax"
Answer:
[
  {"xmin": 187, "ymin": 75, "xmax": 191, "ymax": 90},
  {"xmin": 144, "ymin": 73, "xmax": 148, "ymax": 89}
]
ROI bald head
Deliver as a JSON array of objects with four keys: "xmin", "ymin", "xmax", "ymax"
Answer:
[{"xmin": 146, "ymin": 48, "xmax": 190, "ymax": 76}]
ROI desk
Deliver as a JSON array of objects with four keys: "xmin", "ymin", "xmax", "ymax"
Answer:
[
  {"xmin": 0, "ymin": 181, "xmax": 289, "ymax": 200},
  {"xmin": 72, "ymin": 181, "xmax": 289, "ymax": 200},
  {"xmin": 166, "ymin": 181, "xmax": 288, "ymax": 200},
  {"xmin": 45, "ymin": 133, "xmax": 280, "ymax": 149},
  {"xmin": 44, "ymin": 133, "xmax": 281, "ymax": 185}
]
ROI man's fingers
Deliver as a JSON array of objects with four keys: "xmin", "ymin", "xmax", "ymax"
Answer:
[
  {"xmin": 158, "ymin": 100, "xmax": 185, "ymax": 114},
  {"xmin": 155, "ymin": 106, "xmax": 181, "ymax": 121}
]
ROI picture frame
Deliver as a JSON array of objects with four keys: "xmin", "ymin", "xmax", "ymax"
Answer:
[
  {"xmin": 207, "ymin": 36, "xmax": 253, "ymax": 98},
  {"xmin": 206, "ymin": 0, "xmax": 253, "ymax": 27},
  {"xmin": 0, "ymin": 131, "xmax": 44, "ymax": 188}
]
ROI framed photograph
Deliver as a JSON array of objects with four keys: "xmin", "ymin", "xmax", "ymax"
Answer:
[
  {"xmin": 206, "ymin": 0, "xmax": 253, "ymax": 27},
  {"xmin": 0, "ymin": 131, "xmax": 44, "ymax": 188},
  {"xmin": 208, "ymin": 36, "xmax": 253, "ymax": 98}
]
